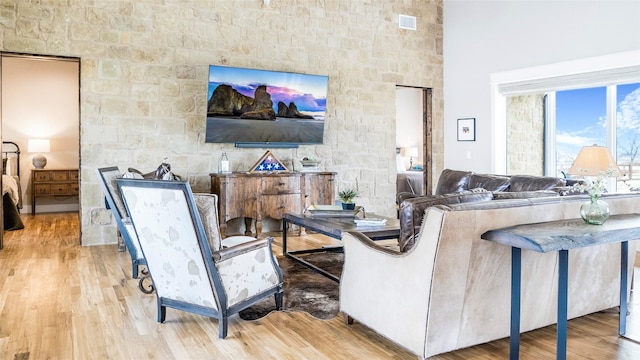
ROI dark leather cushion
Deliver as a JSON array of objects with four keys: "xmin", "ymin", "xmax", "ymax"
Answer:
[
  {"xmin": 492, "ymin": 190, "xmax": 559, "ymax": 200},
  {"xmin": 508, "ymin": 175, "xmax": 566, "ymax": 192},
  {"xmin": 435, "ymin": 169, "xmax": 472, "ymax": 195},
  {"xmin": 470, "ymin": 174, "xmax": 510, "ymax": 192},
  {"xmin": 398, "ymin": 190, "xmax": 493, "ymax": 252}
]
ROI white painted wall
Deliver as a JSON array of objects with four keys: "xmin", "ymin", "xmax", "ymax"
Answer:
[{"xmin": 443, "ymin": 0, "xmax": 640, "ymax": 173}]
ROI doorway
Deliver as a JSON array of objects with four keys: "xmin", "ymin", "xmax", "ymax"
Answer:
[
  {"xmin": 395, "ymin": 86, "xmax": 432, "ymax": 197},
  {"xmin": 0, "ymin": 52, "xmax": 81, "ymax": 247}
]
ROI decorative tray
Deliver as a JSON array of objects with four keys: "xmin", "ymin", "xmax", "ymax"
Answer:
[{"xmin": 306, "ymin": 205, "xmax": 363, "ymax": 217}]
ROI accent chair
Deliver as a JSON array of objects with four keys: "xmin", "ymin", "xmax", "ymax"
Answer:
[{"xmin": 116, "ymin": 178, "xmax": 284, "ymax": 338}]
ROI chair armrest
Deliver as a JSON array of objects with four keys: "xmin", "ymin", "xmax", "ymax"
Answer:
[
  {"xmin": 215, "ymin": 237, "xmax": 282, "ymax": 308},
  {"xmin": 340, "ymin": 231, "xmax": 431, "ymax": 345},
  {"xmin": 213, "ymin": 238, "xmax": 270, "ymax": 262},
  {"xmin": 397, "ymin": 191, "xmax": 418, "ymax": 204},
  {"xmin": 340, "ymin": 210, "xmax": 445, "ymax": 356},
  {"xmin": 344, "ymin": 231, "xmax": 402, "ymax": 256},
  {"xmin": 221, "ymin": 235, "xmax": 257, "ymax": 248}
]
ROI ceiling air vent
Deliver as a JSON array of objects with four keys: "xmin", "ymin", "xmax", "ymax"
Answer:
[{"xmin": 399, "ymin": 14, "xmax": 417, "ymax": 30}]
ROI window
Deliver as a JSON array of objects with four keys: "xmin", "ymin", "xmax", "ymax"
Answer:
[
  {"xmin": 549, "ymin": 82, "xmax": 640, "ymax": 191},
  {"xmin": 555, "ymin": 86, "xmax": 606, "ymax": 177},
  {"xmin": 616, "ymin": 83, "xmax": 640, "ymax": 191},
  {"xmin": 492, "ymin": 52, "xmax": 640, "ymax": 177}
]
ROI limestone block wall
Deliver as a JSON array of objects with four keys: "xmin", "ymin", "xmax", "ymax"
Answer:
[
  {"xmin": 507, "ymin": 94, "xmax": 545, "ymax": 176},
  {"xmin": 0, "ymin": 0, "xmax": 444, "ymax": 245}
]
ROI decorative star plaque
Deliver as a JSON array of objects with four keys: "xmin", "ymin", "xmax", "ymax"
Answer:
[{"xmin": 249, "ymin": 150, "xmax": 289, "ymax": 173}]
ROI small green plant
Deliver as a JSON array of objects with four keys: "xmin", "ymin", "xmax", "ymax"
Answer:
[{"xmin": 338, "ymin": 188, "xmax": 358, "ymax": 204}]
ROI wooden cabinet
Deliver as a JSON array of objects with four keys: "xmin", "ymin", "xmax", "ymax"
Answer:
[
  {"xmin": 302, "ymin": 172, "xmax": 336, "ymax": 209},
  {"xmin": 211, "ymin": 172, "xmax": 335, "ymax": 237},
  {"xmin": 31, "ymin": 169, "xmax": 79, "ymax": 215}
]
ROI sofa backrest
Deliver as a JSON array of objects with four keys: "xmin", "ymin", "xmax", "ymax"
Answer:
[
  {"xmin": 434, "ymin": 169, "xmax": 472, "ymax": 195},
  {"xmin": 469, "ymin": 173, "xmax": 510, "ymax": 191},
  {"xmin": 398, "ymin": 190, "xmax": 493, "ymax": 252},
  {"xmin": 404, "ymin": 169, "xmax": 569, "ymax": 252},
  {"xmin": 422, "ymin": 191, "xmax": 640, "ymax": 357},
  {"xmin": 507, "ymin": 174, "xmax": 565, "ymax": 191},
  {"xmin": 434, "ymin": 168, "xmax": 567, "ymax": 195}
]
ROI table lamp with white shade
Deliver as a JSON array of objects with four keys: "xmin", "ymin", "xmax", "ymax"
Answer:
[
  {"xmin": 28, "ymin": 138, "xmax": 50, "ymax": 169},
  {"xmin": 567, "ymin": 144, "xmax": 620, "ymax": 177}
]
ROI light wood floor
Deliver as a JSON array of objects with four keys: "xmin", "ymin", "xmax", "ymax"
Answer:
[{"xmin": 2, "ymin": 213, "xmax": 640, "ymax": 359}]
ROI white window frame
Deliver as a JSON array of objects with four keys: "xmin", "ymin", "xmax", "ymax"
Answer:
[
  {"xmin": 546, "ymin": 84, "xmax": 622, "ymax": 191},
  {"xmin": 490, "ymin": 50, "xmax": 640, "ymax": 175}
]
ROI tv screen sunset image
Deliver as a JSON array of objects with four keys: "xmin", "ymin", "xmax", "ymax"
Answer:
[{"xmin": 205, "ymin": 65, "xmax": 328, "ymax": 145}]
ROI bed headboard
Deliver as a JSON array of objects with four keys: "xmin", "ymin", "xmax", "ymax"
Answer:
[{"xmin": 2, "ymin": 141, "xmax": 21, "ymax": 177}]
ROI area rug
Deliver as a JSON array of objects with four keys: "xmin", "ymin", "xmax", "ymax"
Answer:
[{"xmin": 238, "ymin": 252, "xmax": 343, "ymax": 320}]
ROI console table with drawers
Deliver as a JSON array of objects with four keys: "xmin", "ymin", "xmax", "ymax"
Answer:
[
  {"xmin": 31, "ymin": 169, "xmax": 79, "ymax": 215},
  {"xmin": 210, "ymin": 172, "xmax": 336, "ymax": 237}
]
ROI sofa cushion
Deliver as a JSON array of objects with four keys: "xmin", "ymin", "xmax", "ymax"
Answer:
[
  {"xmin": 470, "ymin": 174, "xmax": 510, "ymax": 192},
  {"xmin": 398, "ymin": 190, "xmax": 493, "ymax": 252},
  {"xmin": 492, "ymin": 190, "xmax": 560, "ymax": 200},
  {"xmin": 508, "ymin": 175, "xmax": 566, "ymax": 192},
  {"xmin": 435, "ymin": 169, "xmax": 472, "ymax": 195}
]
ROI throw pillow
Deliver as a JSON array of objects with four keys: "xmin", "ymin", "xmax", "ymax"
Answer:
[{"xmin": 434, "ymin": 169, "xmax": 472, "ymax": 195}]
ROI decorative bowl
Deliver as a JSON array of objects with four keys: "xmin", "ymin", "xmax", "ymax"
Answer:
[{"xmin": 300, "ymin": 158, "xmax": 320, "ymax": 167}]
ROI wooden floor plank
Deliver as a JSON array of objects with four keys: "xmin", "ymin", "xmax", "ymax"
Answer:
[{"xmin": 1, "ymin": 213, "xmax": 640, "ymax": 359}]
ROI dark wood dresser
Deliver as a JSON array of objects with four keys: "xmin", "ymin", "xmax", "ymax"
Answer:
[
  {"xmin": 210, "ymin": 172, "xmax": 335, "ymax": 237},
  {"xmin": 31, "ymin": 169, "xmax": 79, "ymax": 215}
]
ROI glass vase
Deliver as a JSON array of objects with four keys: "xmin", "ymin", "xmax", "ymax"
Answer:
[
  {"xmin": 580, "ymin": 197, "xmax": 610, "ymax": 225},
  {"xmin": 218, "ymin": 152, "xmax": 231, "ymax": 173}
]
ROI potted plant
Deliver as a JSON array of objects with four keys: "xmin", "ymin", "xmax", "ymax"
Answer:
[{"xmin": 338, "ymin": 188, "xmax": 358, "ymax": 210}]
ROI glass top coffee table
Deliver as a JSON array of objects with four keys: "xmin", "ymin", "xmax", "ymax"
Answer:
[{"xmin": 282, "ymin": 211, "xmax": 400, "ymax": 282}]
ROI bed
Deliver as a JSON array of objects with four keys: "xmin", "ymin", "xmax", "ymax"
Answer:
[{"xmin": 2, "ymin": 142, "xmax": 24, "ymax": 231}]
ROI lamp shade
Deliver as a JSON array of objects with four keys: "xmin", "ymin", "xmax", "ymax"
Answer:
[
  {"xmin": 567, "ymin": 145, "xmax": 620, "ymax": 177},
  {"xmin": 28, "ymin": 139, "xmax": 50, "ymax": 153},
  {"xmin": 401, "ymin": 146, "xmax": 419, "ymax": 158}
]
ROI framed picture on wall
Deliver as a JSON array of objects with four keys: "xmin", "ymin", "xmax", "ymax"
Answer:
[{"xmin": 457, "ymin": 118, "xmax": 476, "ymax": 141}]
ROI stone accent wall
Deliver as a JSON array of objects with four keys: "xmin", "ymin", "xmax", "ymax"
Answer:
[
  {"xmin": 506, "ymin": 94, "xmax": 545, "ymax": 175},
  {"xmin": 0, "ymin": 1, "xmax": 444, "ymax": 245}
]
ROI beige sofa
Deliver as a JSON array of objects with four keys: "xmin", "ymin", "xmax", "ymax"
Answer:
[{"xmin": 340, "ymin": 192, "xmax": 640, "ymax": 359}]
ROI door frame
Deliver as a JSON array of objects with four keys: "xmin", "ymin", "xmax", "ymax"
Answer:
[
  {"xmin": 396, "ymin": 85, "xmax": 433, "ymax": 195},
  {"xmin": 0, "ymin": 52, "xmax": 82, "ymax": 247}
]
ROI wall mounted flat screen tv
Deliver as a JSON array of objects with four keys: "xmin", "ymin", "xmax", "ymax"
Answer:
[{"xmin": 205, "ymin": 65, "xmax": 329, "ymax": 147}]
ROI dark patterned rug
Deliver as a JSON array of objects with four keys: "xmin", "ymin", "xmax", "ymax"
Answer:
[{"xmin": 238, "ymin": 252, "xmax": 343, "ymax": 320}]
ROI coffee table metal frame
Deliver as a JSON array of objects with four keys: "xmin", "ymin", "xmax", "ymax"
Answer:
[{"xmin": 282, "ymin": 212, "xmax": 400, "ymax": 282}]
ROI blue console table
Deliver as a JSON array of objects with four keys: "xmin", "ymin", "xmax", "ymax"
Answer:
[{"xmin": 481, "ymin": 214, "xmax": 640, "ymax": 360}]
